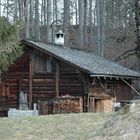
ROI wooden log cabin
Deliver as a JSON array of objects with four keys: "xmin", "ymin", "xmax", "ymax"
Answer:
[{"xmin": 0, "ymin": 39, "xmax": 140, "ymax": 116}]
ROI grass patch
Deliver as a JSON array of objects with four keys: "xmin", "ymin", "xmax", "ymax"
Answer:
[{"xmin": 0, "ymin": 113, "xmax": 113, "ymax": 140}]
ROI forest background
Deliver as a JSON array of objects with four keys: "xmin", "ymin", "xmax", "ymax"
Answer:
[{"xmin": 0, "ymin": 0, "xmax": 140, "ymax": 74}]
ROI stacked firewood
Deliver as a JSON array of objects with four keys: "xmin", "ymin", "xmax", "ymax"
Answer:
[{"xmin": 53, "ymin": 95, "xmax": 82, "ymax": 113}]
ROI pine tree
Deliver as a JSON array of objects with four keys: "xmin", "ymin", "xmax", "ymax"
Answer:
[{"xmin": 0, "ymin": 17, "xmax": 23, "ymax": 72}]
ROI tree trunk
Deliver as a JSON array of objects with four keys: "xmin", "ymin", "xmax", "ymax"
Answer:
[
  {"xmin": 7, "ymin": 0, "xmax": 9, "ymax": 20},
  {"xmin": 18, "ymin": 0, "xmax": 22, "ymax": 21},
  {"xmin": 14, "ymin": 0, "xmax": 18, "ymax": 22},
  {"xmin": 83, "ymin": 0, "xmax": 88, "ymax": 48},
  {"xmin": 135, "ymin": 0, "xmax": 140, "ymax": 53},
  {"xmin": 78, "ymin": 0, "xmax": 84, "ymax": 48},
  {"xmin": 75, "ymin": 0, "xmax": 78, "ymax": 25},
  {"xmin": 129, "ymin": 0, "xmax": 134, "ymax": 26},
  {"xmin": 0, "ymin": 0, "xmax": 1, "ymax": 17},
  {"xmin": 24, "ymin": 0, "xmax": 30, "ymax": 38},
  {"xmin": 41, "ymin": 0, "xmax": 44, "ymax": 27},
  {"xmin": 29, "ymin": 0, "xmax": 34, "ymax": 39},
  {"xmin": 64, "ymin": 0, "xmax": 70, "ymax": 46},
  {"xmin": 96, "ymin": 0, "xmax": 101, "ymax": 56},
  {"xmin": 47, "ymin": 0, "xmax": 52, "ymax": 42},
  {"xmin": 54, "ymin": 0, "xmax": 58, "ymax": 25},
  {"xmin": 96, "ymin": 0, "xmax": 105, "ymax": 57},
  {"xmin": 100, "ymin": 0, "xmax": 105, "ymax": 57},
  {"xmin": 34, "ymin": 0, "xmax": 40, "ymax": 40},
  {"xmin": 89, "ymin": 0, "xmax": 94, "ymax": 50}
]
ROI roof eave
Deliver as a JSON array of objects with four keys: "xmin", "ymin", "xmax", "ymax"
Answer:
[{"xmin": 90, "ymin": 74, "xmax": 140, "ymax": 80}]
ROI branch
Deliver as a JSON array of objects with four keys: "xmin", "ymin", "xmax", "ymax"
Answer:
[
  {"xmin": 115, "ymin": 48, "xmax": 136, "ymax": 62},
  {"xmin": 50, "ymin": 19, "xmax": 62, "ymax": 27},
  {"xmin": 0, "ymin": 3, "xmax": 18, "ymax": 18}
]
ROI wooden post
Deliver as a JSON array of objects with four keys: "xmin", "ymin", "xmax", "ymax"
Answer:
[
  {"xmin": 55, "ymin": 62, "xmax": 59, "ymax": 97},
  {"xmin": 5, "ymin": 83, "xmax": 9, "ymax": 97},
  {"xmin": 79, "ymin": 97, "xmax": 83, "ymax": 112},
  {"xmin": 19, "ymin": 79, "xmax": 21, "ymax": 92},
  {"xmin": 92, "ymin": 97, "xmax": 95, "ymax": 112},
  {"xmin": 121, "ymin": 78, "xmax": 140, "ymax": 96},
  {"xmin": 81, "ymin": 73, "xmax": 89, "ymax": 112},
  {"xmin": 29, "ymin": 53, "xmax": 33, "ymax": 109},
  {"xmin": 2, "ymin": 83, "xmax": 5, "ymax": 97},
  {"xmin": 86, "ymin": 77, "xmax": 89, "ymax": 112},
  {"xmin": 88, "ymin": 97, "xmax": 95, "ymax": 112}
]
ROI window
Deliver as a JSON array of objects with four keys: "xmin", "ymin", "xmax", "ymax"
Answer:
[{"xmin": 33, "ymin": 54, "xmax": 52, "ymax": 73}]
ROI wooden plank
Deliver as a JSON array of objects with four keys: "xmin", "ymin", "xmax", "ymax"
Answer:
[
  {"xmin": 121, "ymin": 78, "xmax": 140, "ymax": 96},
  {"xmin": 29, "ymin": 53, "xmax": 33, "ymax": 109},
  {"xmin": 79, "ymin": 97, "xmax": 83, "ymax": 112},
  {"xmin": 2, "ymin": 83, "xmax": 5, "ymax": 96},
  {"xmin": 55, "ymin": 62, "xmax": 59, "ymax": 97},
  {"xmin": 33, "ymin": 79, "xmax": 55, "ymax": 82}
]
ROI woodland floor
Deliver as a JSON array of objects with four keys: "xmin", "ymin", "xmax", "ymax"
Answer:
[{"xmin": 0, "ymin": 103, "xmax": 140, "ymax": 140}]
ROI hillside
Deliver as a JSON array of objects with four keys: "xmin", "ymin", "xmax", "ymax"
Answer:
[{"xmin": 90, "ymin": 103, "xmax": 140, "ymax": 140}]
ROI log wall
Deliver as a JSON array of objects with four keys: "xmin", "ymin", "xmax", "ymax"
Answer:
[
  {"xmin": 0, "ymin": 50, "xmax": 85, "ymax": 116},
  {"xmin": 0, "ymin": 46, "xmax": 134, "ymax": 117},
  {"xmin": 0, "ymin": 53, "xmax": 30, "ymax": 116},
  {"xmin": 59, "ymin": 62, "xmax": 84, "ymax": 97}
]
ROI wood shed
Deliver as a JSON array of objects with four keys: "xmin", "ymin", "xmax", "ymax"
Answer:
[{"xmin": 0, "ymin": 39, "xmax": 140, "ymax": 116}]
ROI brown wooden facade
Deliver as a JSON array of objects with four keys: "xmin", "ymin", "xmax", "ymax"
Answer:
[{"xmin": 0, "ymin": 43, "xmax": 135, "ymax": 116}]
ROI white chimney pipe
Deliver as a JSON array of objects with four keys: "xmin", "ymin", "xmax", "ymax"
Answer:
[{"xmin": 55, "ymin": 30, "xmax": 64, "ymax": 45}]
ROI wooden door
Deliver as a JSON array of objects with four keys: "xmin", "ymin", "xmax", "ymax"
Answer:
[
  {"xmin": 88, "ymin": 97, "xmax": 103, "ymax": 112},
  {"xmin": 88, "ymin": 97, "xmax": 95, "ymax": 112},
  {"xmin": 95, "ymin": 99, "xmax": 102, "ymax": 112}
]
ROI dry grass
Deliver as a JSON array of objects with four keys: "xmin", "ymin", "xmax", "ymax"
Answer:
[
  {"xmin": 0, "ymin": 112, "xmax": 113, "ymax": 140},
  {"xmin": 0, "ymin": 103, "xmax": 140, "ymax": 140},
  {"xmin": 89, "ymin": 103, "xmax": 140, "ymax": 140}
]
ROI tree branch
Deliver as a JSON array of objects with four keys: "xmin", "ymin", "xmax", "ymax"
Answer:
[
  {"xmin": 115, "ymin": 48, "xmax": 136, "ymax": 62},
  {"xmin": 0, "ymin": 3, "xmax": 18, "ymax": 18}
]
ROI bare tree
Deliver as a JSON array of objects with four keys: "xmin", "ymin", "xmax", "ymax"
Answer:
[
  {"xmin": 78, "ymin": 0, "xmax": 84, "ymax": 48},
  {"xmin": 83, "ymin": 0, "xmax": 88, "ymax": 48},
  {"xmin": 34, "ymin": 0, "xmax": 40, "ymax": 40},
  {"xmin": 0, "ymin": 0, "xmax": 1, "ymax": 17},
  {"xmin": 24, "ymin": 0, "xmax": 30, "ymax": 38},
  {"xmin": 64, "ymin": 0, "xmax": 70, "ymax": 46},
  {"xmin": 96, "ymin": 0, "xmax": 105, "ymax": 57},
  {"xmin": 29, "ymin": 0, "xmax": 34, "ymax": 39},
  {"xmin": 46, "ymin": 0, "xmax": 52, "ymax": 42},
  {"xmin": 135, "ymin": 0, "xmax": 140, "ymax": 54},
  {"xmin": 6, "ymin": 0, "xmax": 9, "ymax": 20},
  {"xmin": 96, "ymin": 0, "xmax": 101, "ymax": 56},
  {"xmin": 14, "ymin": 0, "xmax": 18, "ymax": 22},
  {"xmin": 89, "ymin": 0, "xmax": 94, "ymax": 50},
  {"xmin": 53, "ymin": 0, "xmax": 58, "ymax": 25}
]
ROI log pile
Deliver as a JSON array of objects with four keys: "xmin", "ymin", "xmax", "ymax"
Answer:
[
  {"xmin": 53, "ymin": 95, "xmax": 82, "ymax": 114},
  {"xmin": 38, "ymin": 96, "xmax": 83, "ymax": 115}
]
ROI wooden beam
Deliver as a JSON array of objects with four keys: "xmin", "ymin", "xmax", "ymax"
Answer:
[
  {"xmin": 79, "ymin": 97, "xmax": 83, "ymax": 112},
  {"xmin": 121, "ymin": 78, "xmax": 140, "ymax": 96},
  {"xmin": 29, "ymin": 53, "xmax": 33, "ymax": 109},
  {"xmin": 2, "ymin": 83, "xmax": 5, "ymax": 97},
  {"xmin": 18, "ymin": 79, "xmax": 21, "ymax": 92},
  {"xmin": 55, "ymin": 62, "xmax": 59, "ymax": 97}
]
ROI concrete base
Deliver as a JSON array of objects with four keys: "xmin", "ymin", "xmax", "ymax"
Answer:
[{"xmin": 8, "ymin": 108, "xmax": 38, "ymax": 117}]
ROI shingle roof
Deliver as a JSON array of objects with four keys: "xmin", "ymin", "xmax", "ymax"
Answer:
[{"xmin": 22, "ymin": 39, "xmax": 140, "ymax": 79}]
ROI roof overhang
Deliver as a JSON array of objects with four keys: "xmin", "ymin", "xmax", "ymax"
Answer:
[{"xmin": 90, "ymin": 74, "xmax": 140, "ymax": 80}]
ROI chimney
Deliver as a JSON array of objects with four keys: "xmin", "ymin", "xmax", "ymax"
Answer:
[{"xmin": 55, "ymin": 30, "xmax": 64, "ymax": 45}]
